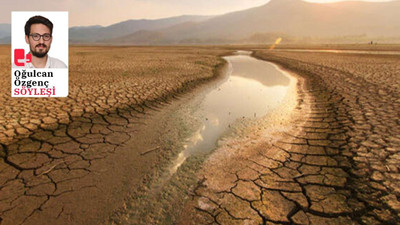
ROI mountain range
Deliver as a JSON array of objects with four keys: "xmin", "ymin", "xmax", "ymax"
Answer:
[
  {"xmin": 0, "ymin": 24, "xmax": 11, "ymax": 44},
  {"xmin": 1, "ymin": 0, "xmax": 399, "ymax": 45},
  {"xmin": 69, "ymin": 15, "xmax": 213, "ymax": 43}
]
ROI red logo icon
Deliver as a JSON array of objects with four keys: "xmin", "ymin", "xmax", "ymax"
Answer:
[{"xmin": 14, "ymin": 49, "xmax": 31, "ymax": 66}]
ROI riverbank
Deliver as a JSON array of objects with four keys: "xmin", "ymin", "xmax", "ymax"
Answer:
[
  {"xmin": 107, "ymin": 56, "xmax": 231, "ymax": 225},
  {"xmin": 177, "ymin": 50, "xmax": 400, "ymax": 224},
  {"xmin": 251, "ymin": 50, "xmax": 400, "ymax": 224}
]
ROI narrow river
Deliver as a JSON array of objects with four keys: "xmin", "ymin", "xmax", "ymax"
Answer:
[
  {"xmin": 169, "ymin": 51, "xmax": 293, "ymax": 175},
  {"xmin": 127, "ymin": 51, "xmax": 297, "ymax": 223}
]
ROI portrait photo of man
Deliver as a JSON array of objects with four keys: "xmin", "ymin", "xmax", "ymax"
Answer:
[{"xmin": 18, "ymin": 15, "xmax": 67, "ymax": 68}]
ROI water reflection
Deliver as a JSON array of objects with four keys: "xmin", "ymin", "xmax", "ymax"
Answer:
[
  {"xmin": 169, "ymin": 53, "xmax": 292, "ymax": 175},
  {"xmin": 228, "ymin": 55, "xmax": 291, "ymax": 87}
]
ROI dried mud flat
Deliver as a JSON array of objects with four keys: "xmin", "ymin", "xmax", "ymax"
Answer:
[
  {"xmin": 0, "ymin": 45, "xmax": 399, "ymax": 225},
  {"xmin": 181, "ymin": 50, "xmax": 400, "ymax": 224},
  {"xmin": 0, "ymin": 45, "xmax": 229, "ymax": 225}
]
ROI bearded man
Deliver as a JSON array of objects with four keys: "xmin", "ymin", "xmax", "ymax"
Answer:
[{"xmin": 21, "ymin": 15, "xmax": 67, "ymax": 68}]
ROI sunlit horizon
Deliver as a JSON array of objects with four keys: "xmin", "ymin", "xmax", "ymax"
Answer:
[{"xmin": 0, "ymin": 0, "xmax": 397, "ymax": 27}]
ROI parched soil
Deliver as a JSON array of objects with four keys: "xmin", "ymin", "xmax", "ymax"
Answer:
[
  {"xmin": 0, "ymin": 46, "xmax": 227, "ymax": 144},
  {"xmin": 181, "ymin": 51, "xmax": 400, "ymax": 224},
  {"xmin": 0, "ymin": 46, "xmax": 229, "ymax": 225},
  {"xmin": 1, "ymin": 45, "xmax": 399, "ymax": 225}
]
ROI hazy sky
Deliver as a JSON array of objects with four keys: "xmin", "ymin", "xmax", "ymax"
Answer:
[{"xmin": 1, "ymin": 0, "xmax": 393, "ymax": 27}]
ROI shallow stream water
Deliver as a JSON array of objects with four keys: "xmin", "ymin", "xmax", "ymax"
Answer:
[
  {"xmin": 128, "ymin": 51, "xmax": 296, "ymax": 223},
  {"xmin": 169, "ymin": 51, "xmax": 292, "ymax": 174}
]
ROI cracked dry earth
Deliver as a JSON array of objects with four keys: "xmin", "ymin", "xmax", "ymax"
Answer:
[
  {"xmin": 0, "ymin": 46, "xmax": 228, "ymax": 225},
  {"xmin": 180, "ymin": 50, "xmax": 400, "ymax": 225}
]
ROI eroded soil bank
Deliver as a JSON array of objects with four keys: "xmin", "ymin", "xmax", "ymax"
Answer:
[{"xmin": 175, "ymin": 50, "xmax": 400, "ymax": 224}]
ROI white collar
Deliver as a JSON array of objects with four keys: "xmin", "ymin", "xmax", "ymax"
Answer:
[{"xmin": 26, "ymin": 55, "xmax": 50, "ymax": 68}]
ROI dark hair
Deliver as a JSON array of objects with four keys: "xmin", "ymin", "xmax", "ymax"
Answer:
[{"xmin": 24, "ymin": 15, "xmax": 53, "ymax": 36}]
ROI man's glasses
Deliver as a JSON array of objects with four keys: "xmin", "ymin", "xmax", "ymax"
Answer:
[{"xmin": 29, "ymin": 33, "xmax": 52, "ymax": 41}]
